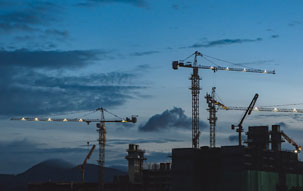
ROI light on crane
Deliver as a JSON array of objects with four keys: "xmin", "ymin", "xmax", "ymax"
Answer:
[
  {"xmin": 173, "ymin": 51, "xmax": 275, "ymax": 148},
  {"xmin": 12, "ymin": 108, "xmax": 137, "ymax": 191}
]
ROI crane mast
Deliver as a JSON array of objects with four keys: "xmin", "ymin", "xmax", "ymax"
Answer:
[
  {"xmin": 11, "ymin": 108, "xmax": 137, "ymax": 191},
  {"xmin": 205, "ymin": 87, "xmax": 217, "ymax": 148},
  {"xmin": 97, "ymin": 108, "xmax": 106, "ymax": 191},
  {"xmin": 191, "ymin": 51, "xmax": 201, "ymax": 148},
  {"xmin": 172, "ymin": 51, "xmax": 274, "ymax": 148}
]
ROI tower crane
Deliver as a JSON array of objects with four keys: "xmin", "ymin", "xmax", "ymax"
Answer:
[
  {"xmin": 78, "ymin": 144, "xmax": 96, "ymax": 183},
  {"xmin": 205, "ymin": 91, "xmax": 303, "ymax": 153},
  {"xmin": 172, "ymin": 51, "xmax": 275, "ymax": 148},
  {"xmin": 11, "ymin": 107, "xmax": 137, "ymax": 191}
]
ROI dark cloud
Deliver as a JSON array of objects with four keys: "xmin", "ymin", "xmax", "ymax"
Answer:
[
  {"xmin": 130, "ymin": 51, "xmax": 159, "ymax": 57},
  {"xmin": 0, "ymin": 49, "xmax": 145, "ymax": 116},
  {"xmin": 42, "ymin": 29, "xmax": 69, "ymax": 40},
  {"xmin": 0, "ymin": 49, "xmax": 103, "ymax": 69},
  {"xmin": 0, "ymin": 1, "xmax": 62, "ymax": 33},
  {"xmin": 138, "ymin": 107, "xmax": 208, "ymax": 132},
  {"xmin": 1, "ymin": 71, "xmax": 143, "ymax": 116},
  {"xmin": 271, "ymin": 35, "xmax": 279, "ymax": 39},
  {"xmin": 171, "ymin": 4, "xmax": 179, "ymax": 10},
  {"xmin": 187, "ymin": 38, "xmax": 263, "ymax": 48},
  {"xmin": 288, "ymin": 21, "xmax": 302, "ymax": 27},
  {"xmin": 77, "ymin": 0, "xmax": 148, "ymax": 8}
]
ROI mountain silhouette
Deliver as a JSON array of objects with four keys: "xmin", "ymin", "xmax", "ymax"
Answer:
[{"xmin": 0, "ymin": 159, "xmax": 127, "ymax": 191}]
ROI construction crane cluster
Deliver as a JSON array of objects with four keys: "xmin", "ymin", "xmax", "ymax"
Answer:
[
  {"xmin": 172, "ymin": 51, "xmax": 275, "ymax": 148},
  {"xmin": 12, "ymin": 108, "xmax": 137, "ymax": 191},
  {"xmin": 205, "ymin": 88, "xmax": 302, "ymax": 153}
]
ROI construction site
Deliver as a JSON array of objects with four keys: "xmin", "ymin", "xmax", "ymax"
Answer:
[{"xmin": 10, "ymin": 51, "xmax": 303, "ymax": 191}]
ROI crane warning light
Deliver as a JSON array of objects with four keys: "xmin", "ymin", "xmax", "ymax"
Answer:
[
  {"xmin": 21, "ymin": 117, "xmax": 26, "ymax": 121},
  {"xmin": 48, "ymin": 118, "xmax": 52, "ymax": 121},
  {"xmin": 79, "ymin": 118, "xmax": 83, "ymax": 122},
  {"xmin": 243, "ymin": 68, "xmax": 247, "ymax": 72},
  {"xmin": 294, "ymin": 150, "xmax": 298, "ymax": 153},
  {"xmin": 34, "ymin": 118, "xmax": 39, "ymax": 121},
  {"xmin": 273, "ymin": 108, "xmax": 278, "ymax": 112},
  {"xmin": 264, "ymin": 70, "xmax": 267, "ymax": 74},
  {"xmin": 293, "ymin": 108, "xmax": 298, "ymax": 112},
  {"xmin": 254, "ymin": 107, "xmax": 259, "ymax": 111},
  {"xmin": 63, "ymin": 118, "xmax": 68, "ymax": 122}
]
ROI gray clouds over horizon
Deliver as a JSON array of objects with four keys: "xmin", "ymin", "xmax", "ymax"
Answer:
[
  {"xmin": 139, "ymin": 107, "xmax": 208, "ymax": 132},
  {"xmin": 0, "ymin": 49, "xmax": 146, "ymax": 116},
  {"xmin": 187, "ymin": 38, "xmax": 263, "ymax": 48}
]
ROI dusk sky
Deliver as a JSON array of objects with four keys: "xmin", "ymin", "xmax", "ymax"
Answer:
[{"xmin": 1, "ymin": 0, "xmax": 303, "ymax": 174}]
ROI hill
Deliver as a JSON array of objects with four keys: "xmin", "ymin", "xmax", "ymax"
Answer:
[{"xmin": 0, "ymin": 159, "xmax": 126, "ymax": 191}]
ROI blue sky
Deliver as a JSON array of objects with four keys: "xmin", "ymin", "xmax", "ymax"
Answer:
[{"xmin": 1, "ymin": 0, "xmax": 303, "ymax": 174}]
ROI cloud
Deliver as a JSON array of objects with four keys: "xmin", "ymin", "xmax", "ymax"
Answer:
[
  {"xmin": 138, "ymin": 107, "xmax": 208, "ymax": 132},
  {"xmin": 291, "ymin": 114, "xmax": 303, "ymax": 122},
  {"xmin": 288, "ymin": 21, "xmax": 302, "ymax": 27},
  {"xmin": 187, "ymin": 38, "xmax": 263, "ymax": 48},
  {"xmin": 0, "ymin": 49, "xmax": 146, "ymax": 116},
  {"xmin": 0, "ymin": 49, "xmax": 103, "ymax": 69},
  {"xmin": 1, "ymin": 71, "xmax": 144, "ymax": 116},
  {"xmin": 130, "ymin": 51, "xmax": 159, "ymax": 57},
  {"xmin": 271, "ymin": 35, "xmax": 279, "ymax": 39},
  {"xmin": 274, "ymin": 122, "xmax": 289, "ymax": 129},
  {"xmin": 0, "ymin": 1, "xmax": 62, "ymax": 33},
  {"xmin": 77, "ymin": 0, "xmax": 148, "ymax": 8}
]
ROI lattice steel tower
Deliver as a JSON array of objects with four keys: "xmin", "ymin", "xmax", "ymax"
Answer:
[
  {"xmin": 96, "ymin": 108, "xmax": 106, "ymax": 191},
  {"xmin": 205, "ymin": 87, "xmax": 217, "ymax": 148},
  {"xmin": 172, "ymin": 51, "xmax": 275, "ymax": 149},
  {"xmin": 190, "ymin": 51, "xmax": 202, "ymax": 148}
]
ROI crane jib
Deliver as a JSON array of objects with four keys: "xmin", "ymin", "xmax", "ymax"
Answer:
[{"xmin": 173, "ymin": 61, "xmax": 275, "ymax": 74}]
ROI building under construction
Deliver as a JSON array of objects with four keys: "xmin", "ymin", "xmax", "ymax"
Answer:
[
  {"xmin": 28, "ymin": 125, "xmax": 303, "ymax": 191},
  {"xmin": 172, "ymin": 125, "xmax": 303, "ymax": 191}
]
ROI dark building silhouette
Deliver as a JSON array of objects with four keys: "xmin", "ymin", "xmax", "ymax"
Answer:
[{"xmin": 172, "ymin": 125, "xmax": 303, "ymax": 191}]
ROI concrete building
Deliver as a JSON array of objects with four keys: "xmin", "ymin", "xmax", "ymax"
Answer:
[{"xmin": 172, "ymin": 125, "xmax": 303, "ymax": 191}]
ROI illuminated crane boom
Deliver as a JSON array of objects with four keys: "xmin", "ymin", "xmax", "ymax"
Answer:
[
  {"xmin": 11, "ymin": 108, "xmax": 137, "ymax": 191},
  {"xmin": 218, "ymin": 106, "xmax": 303, "ymax": 113},
  {"xmin": 172, "ymin": 51, "xmax": 275, "ymax": 148}
]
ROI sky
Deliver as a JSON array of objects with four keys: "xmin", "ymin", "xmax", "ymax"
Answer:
[{"xmin": 1, "ymin": 0, "xmax": 303, "ymax": 174}]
